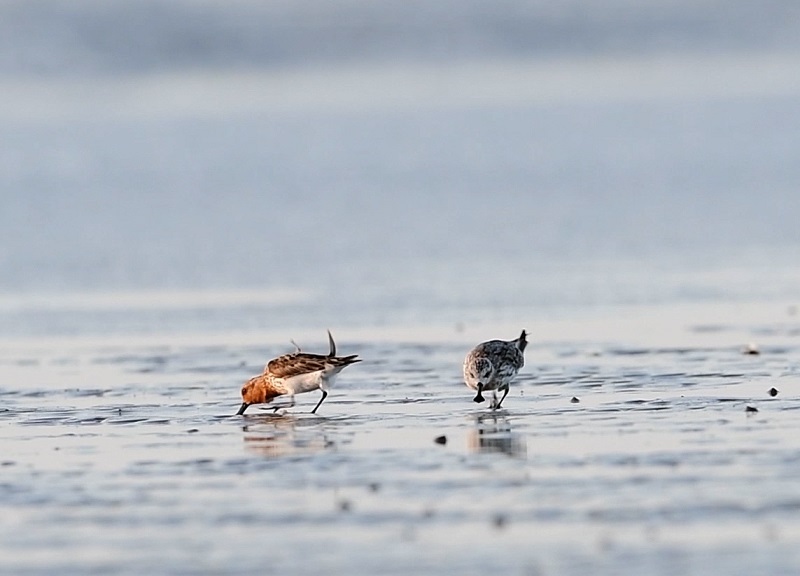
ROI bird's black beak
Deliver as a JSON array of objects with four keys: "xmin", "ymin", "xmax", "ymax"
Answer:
[{"xmin": 236, "ymin": 402, "xmax": 250, "ymax": 416}]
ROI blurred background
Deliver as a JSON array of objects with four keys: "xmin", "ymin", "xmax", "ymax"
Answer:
[{"xmin": 1, "ymin": 0, "xmax": 799, "ymax": 338}]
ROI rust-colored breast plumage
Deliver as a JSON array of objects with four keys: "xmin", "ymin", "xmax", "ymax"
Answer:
[{"xmin": 242, "ymin": 374, "xmax": 284, "ymax": 404}]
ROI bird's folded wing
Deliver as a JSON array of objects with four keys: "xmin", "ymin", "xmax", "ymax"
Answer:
[{"xmin": 267, "ymin": 354, "xmax": 329, "ymax": 378}]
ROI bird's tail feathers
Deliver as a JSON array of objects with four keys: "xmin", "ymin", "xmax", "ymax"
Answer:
[
  {"xmin": 337, "ymin": 354, "xmax": 361, "ymax": 366},
  {"xmin": 516, "ymin": 329, "xmax": 528, "ymax": 352},
  {"xmin": 327, "ymin": 330, "xmax": 336, "ymax": 357}
]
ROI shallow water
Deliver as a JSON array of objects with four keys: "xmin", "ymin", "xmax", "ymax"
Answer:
[{"xmin": 2, "ymin": 303, "xmax": 799, "ymax": 575}]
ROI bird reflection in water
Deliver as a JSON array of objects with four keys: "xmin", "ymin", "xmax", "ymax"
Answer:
[
  {"xmin": 467, "ymin": 413, "xmax": 526, "ymax": 457},
  {"xmin": 242, "ymin": 414, "xmax": 334, "ymax": 458}
]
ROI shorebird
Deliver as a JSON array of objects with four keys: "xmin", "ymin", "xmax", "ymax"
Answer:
[
  {"xmin": 237, "ymin": 331, "xmax": 360, "ymax": 415},
  {"xmin": 463, "ymin": 330, "xmax": 527, "ymax": 410}
]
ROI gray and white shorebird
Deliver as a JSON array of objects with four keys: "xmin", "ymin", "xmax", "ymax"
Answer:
[
  {"xmin": 237, "ymin": 331, "xmax": 360, "ymax": 415},
  {"xmin": 462, "ymin": 330, "xmax": 527, "ymax": 409}
]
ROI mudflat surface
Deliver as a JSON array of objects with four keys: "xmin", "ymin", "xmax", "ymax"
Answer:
[{"xmin": 2, "ymin": 304, "xmax": 799, "ymax": 575}]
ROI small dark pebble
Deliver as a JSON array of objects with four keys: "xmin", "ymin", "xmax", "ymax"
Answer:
[
  {"xmin": 434, "ymin": 435, "xmax": 447, "ymax": 445},
  {"xmin": 367, "ymin": 482, "xmax": 381, "ymax": 493},
  {"xmin": 769, "ymin": 387, "xmax": 779, "ymax": 397},
  {"xmin": 743, "ymin": 343, "xmax": 760, "ymax": 355},
  {"xmin": 570, "ymin": 397, "xmax": 580, "ymax": 403},
  {"xmin": 745, "ymin": 405, "xmax": 758, "ymax": 413},
  {"xmin": 187, "ymin": 428, "xmax": 199, "ymax": 433},
  {"xmin": 338, "ymin": 499, "xmax": 352, "ymax": 512}
]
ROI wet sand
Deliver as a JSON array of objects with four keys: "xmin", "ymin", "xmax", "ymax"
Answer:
[{"xmin": 2, "ymin": 302, "xmax": 799, "ymax": 575}]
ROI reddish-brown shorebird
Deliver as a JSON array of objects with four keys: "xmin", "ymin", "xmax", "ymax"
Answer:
[{"xmin": 237, "ymin": 330, "xmax": 360, "ymax": 415}]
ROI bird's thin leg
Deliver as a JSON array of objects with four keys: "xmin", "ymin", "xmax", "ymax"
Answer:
[
  {"xmin": 473, "ymin": 384, "xmax": 485, "ymax": 403},
  {"xmin": 311, "ymin": 389, "xmax": 328, "ymax": 414},
  {"xmin": 494, "ymin": 386, "xmax": 510, "ymax": 410},
  {"xmin": 273, "ymin": 395, "xmax": 295, "ymax": 412}
]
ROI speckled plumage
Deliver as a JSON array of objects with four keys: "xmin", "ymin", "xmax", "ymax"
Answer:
[
  {"xmin": 463, "ymin": 330, "xmax": 527, "ymax": 409},
  {"xmin": 237, "ymin": 331, "xmax": 360, "ymax": 415}
]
